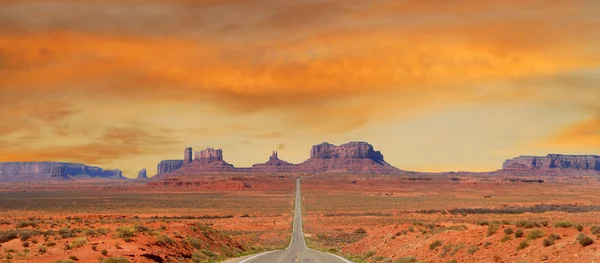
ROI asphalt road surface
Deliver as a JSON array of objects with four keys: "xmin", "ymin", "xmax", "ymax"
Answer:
[{"xmin": 231, "ymin": 178, "xmax": 353, "ymax": 263}]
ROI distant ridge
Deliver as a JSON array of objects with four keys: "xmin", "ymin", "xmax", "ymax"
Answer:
[
  {"xmin": 503, "ymin": 154, "xmax": 600, "ymax": 172},
  {"xmin": 0, "ymin": 162, "xmax": 124, "ymax": 182}
]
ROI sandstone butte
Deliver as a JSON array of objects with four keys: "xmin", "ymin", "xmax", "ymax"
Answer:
[
  {"xmin": 137, "ymin": 168, "xmax": 148, "ymax": 179},
  {"xmin": 1, "ymin": 142, "xmax": 599, "ymax": 182}
]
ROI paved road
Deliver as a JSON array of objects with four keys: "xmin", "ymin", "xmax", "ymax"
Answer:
[{"xmin": 231, "ymin": 178, "xmax": 352, "ymax": 263}]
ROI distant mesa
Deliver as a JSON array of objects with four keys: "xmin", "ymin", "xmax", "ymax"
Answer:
[
  {"xmin": 137, "ymin": 168, "xmax": 148, "ymax": 179},
  {"xmin": 503, "ymin": 154, "xmax": 600, "ymax": 172},
  {"xmin": 156, "ymin": 160, "xmax": 184, "ymax": 175},
  {"xmin": 154, "ymin": 141, "xmax": 401, "ymax": 177},
  {"xmin": 0, "ymin": 162, "xmax": 123, "ymax": 182},
  {"xmin": 297, "ymin": 142, "xmax": 396, "ymax": 173}
]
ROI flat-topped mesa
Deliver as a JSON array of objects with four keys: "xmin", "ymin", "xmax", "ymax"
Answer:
[
  {"xmin": 194, "ymin": 148, "xmax": 225, "ymax": 164},
  {"xmin": 0, "ymin": 162, "xmax": 123, "ymax": 182},
  {"xmin": 503, "ymin": 154, "xmax": 600, "ymax": 171},
  {"xmin": 310, "ymin": 142, "xmax": 385, "ymax": 162},
  {"xmin": 299, "ymin": 142, "xmax": 399, "ymax": 174},
  {"xmin": 157, "ymin": 160, "xmax": 183, "ymax": 175}
]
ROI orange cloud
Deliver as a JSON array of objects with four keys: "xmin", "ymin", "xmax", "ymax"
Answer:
[
  {"xmin": 547, "ymin": 113, "xmax": 600, "ymax": 148},
  {"xmin": 0, "ymin": 125, "xmax": 180, "ymax": 164}
]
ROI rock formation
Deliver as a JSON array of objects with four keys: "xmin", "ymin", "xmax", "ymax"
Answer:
[
  {"xmin": 193, "ymin": 148, "xmax": 229, "ymax": 165},
  {"xmin": 503, "ymin": 154, "xmax": 600, "ymax": 171},
  {"xmin": 309, "ymin": 142, "xmax": 385, "ymax": 162},
  {"xmin": 297, "ymin": 142, "xmax": 399, "ymax": 173},
  {"xmin": 137, "ymin": 169, "xmax": 148, "ymax": 179},
  {"xmin": 153, "ymin": 141, "xmax": 400, "ymax": 176},
  {"xmin": 156, "ymin": 160, "xmax": 184, "ymax": 175},
  {"xmin": 184, "ymin": 147, "xmax": 193, "ymax": 165},
  {"xmin": 251, "ymin": 151, "xmax": 296, "ymax": 173},
  {"xmin": 0, "ymin": 162, "xmax": 123, "ymax": 182}
]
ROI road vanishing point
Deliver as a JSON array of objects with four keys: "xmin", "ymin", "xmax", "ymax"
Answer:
[{"xmin": 230, "ymin": 178, "xmax": 353, "ymax": 263}]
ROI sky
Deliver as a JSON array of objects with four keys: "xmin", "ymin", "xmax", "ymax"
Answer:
[{"xmin": 1, "ymin": 0, "xmax": 599, "ymax": 177}]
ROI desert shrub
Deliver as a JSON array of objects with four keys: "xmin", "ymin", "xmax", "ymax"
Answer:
[
  {"xmin": 541, "ymin": 221, "xmax": 549, "ymax": 227},
  {"xmin": 160, "ymin": 225, "xmax": 167, "ymax": 230},
  {"xmin": 52, "ymin": 260, "xmax": 75, "ymax": 263},
  {"xmin": 191, "ymin": 251, "xmax": 207, "ymax": 263},
  {"xmin": 408, "ymin": 226, "xmax": 415, "ymax": 232},
  {"xmin": 575, "ymin": 224, "xmax": 583, "ymax": 232},
  {"xmin": 200, "ymin": 249, "xmax": 218, "ymax": 258},
  {"xmin": 501, "ymin": 234, "xmax": 512, "ymax": 243},
  {"xmin": 38, "ymin": 245, "xmax": 47, "ymax": 254},
  {"xmin": 22, "ymin": 241, "xmax": 30, "ymax": 247},
  {"xmin": 96, "ymin": 228, "xmax": 110, "ymax": 236},
  {"xmin": 115, "ymin": 226, "xmax": 136, "ymax": 242},
  {"xmin": 46, "ymin": 241, "xmax": 57, "ymax": 247},
  {"xmin": 59, "ymin": 228, "xmax": 74, "ymax": 238},
  {"xmin": 69, "ymin": 255, "xmax": 79, "ymax": 261},
  {"xmin": 487, "ymin": 224, "xmax": 499, "ymax": 237},
  {"xmin": 134, "ymin": 225, "xmax": 150, "ymax": 233},
  {"xmin": 0, "ymin": 230, "xmax": 18, "ymax": 243},
  {"xmin": 364, "ymin": 251, "xmax": 376, "ymax": 258},
  {"xmin": 515, "ymin": 229, "xmax": 524, "ymax": 238},
  {"xmin": 483, "ymin": 241, "xmax": 492, "ymax": 248},
  {"xmin": 69, "ymin": 237, "xmax": 87, "ymax": 249},
  {"xmin": 554, "ymin": 221, "xmax": 573, "ymax": 228},
  {"xmin": 543, "ymin": 234, "xmax": 561, "ymax": 247},
  {"xmin": 374, "ymin": 255, "xmax": 385, "ymax": 261},
  {"xmin": 43, "ymin": 230, "xmax": 56, "ymax": 237},
  {"xmin": 577, "ymin": 233, "xmax": 593, "ymax": 247},
  {"xmin": 19, "ymin": 231, "xmax": 33, "ymax": 241},
  {"xmin": 395, "ymin": 256, "xmax": 417, "ymax": 263},
  {"xmin": 101, "ymin": 249, "xmax": 108, "ymax": 256},
  {"xmin": 354, "ymin": 227, "xmax": 367, "ymax": 234},
  {"xmin": 439, "ymin": 244, "xmax": 450, "ymax": 258},
  {"xmin": 504, "ymin": 228, "xmax": 514, "ymax": 235},
  {"xmin": 516, "ymin": 240, "xmax": 529, "ymax": 251},
  {"xmin": 0, "ymin": 220, "xmax": 10, "ymax": 225},
  {"xmin": 467, "ymin": 245, "xmax": 479, "ymax": 254},
  {"xmin": 155, "ymin": 234, "xmax": 174, "ymax": 246},
  {"xmin": 592, "ymin": 226, "xmax": 600, "ymax": 235},
  {"xmin": 186, "ymin": 237, "xmax": 202, "ymax": 249},
  {"xmin": 84, "ymin": 229, "xmax": 99, "ymax": 237},
  {"xmin": 515, "ymin": 221, "xmax": 541, "ymax": 229},
  {"xmin": 429, "ymin": 240, "xmax": 443, "ymax": 250},
  {"xmin": 17, "ymin": 220, "xmax": 38, "ymax": 228},
  {"xmin": 99, "ymin": 257, "xmax": 130, "ymax": 263},
  {"xmin": 476, "ymin": 221, "xmax": 489, "ymax": 226},
  {"xmin": 526, "ymin": 229, "xmax": 544, "ymax": 240}
]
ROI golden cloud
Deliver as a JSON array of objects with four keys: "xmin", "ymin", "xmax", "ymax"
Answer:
[{"xmin": 0, "ymin": 125, "xmax": 180, "ymax": 164}]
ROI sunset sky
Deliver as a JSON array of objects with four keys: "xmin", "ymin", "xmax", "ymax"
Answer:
[{"xmin": 1, "ymin": 0, "xmax": 599, "ymax": 177}]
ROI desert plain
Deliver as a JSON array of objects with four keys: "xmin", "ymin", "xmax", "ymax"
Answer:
[{"xmin": 1, "ymin": 172, "xmax": 599, "ymax": 263}]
